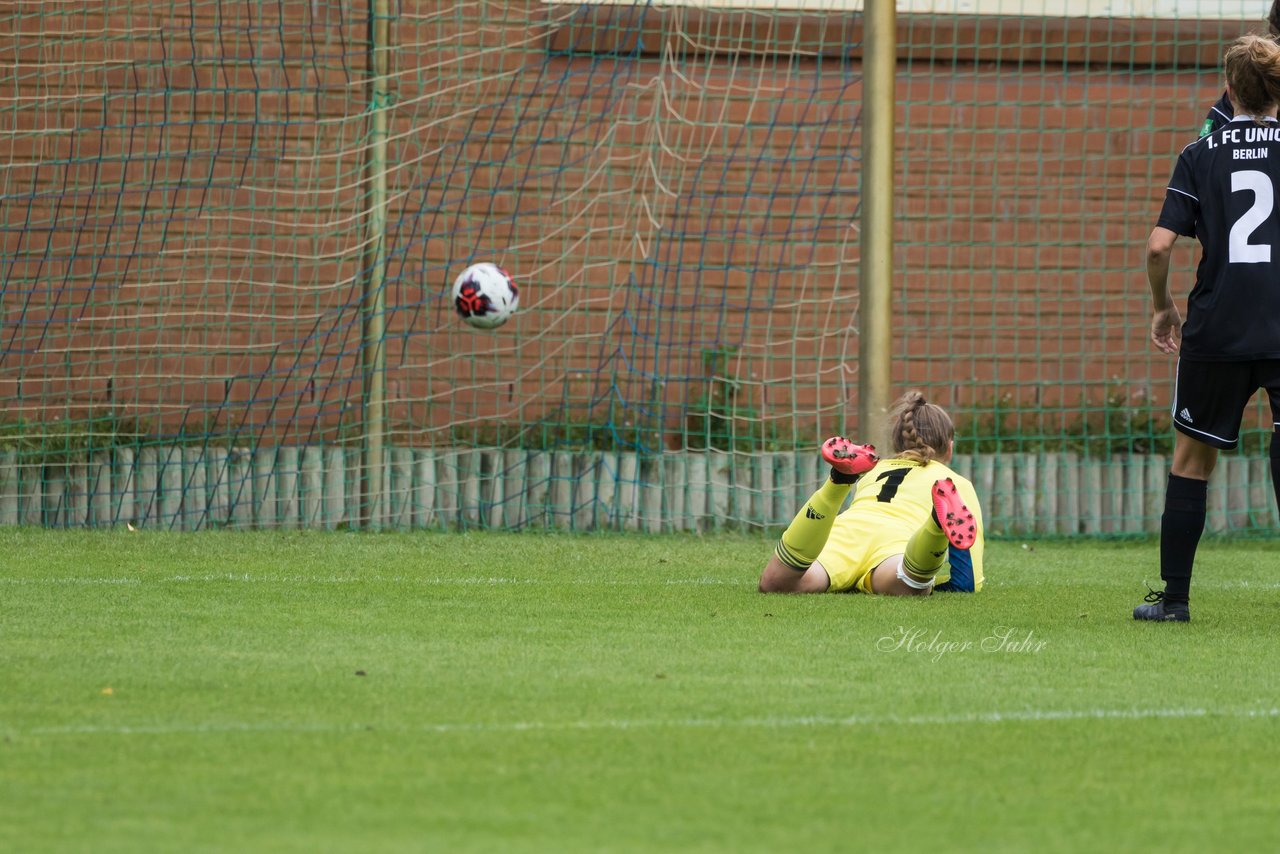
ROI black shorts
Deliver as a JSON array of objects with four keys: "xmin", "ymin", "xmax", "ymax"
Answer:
[{"xmin": 1172, "ymin": 359, "xmax": 1280, "ymax": 449}]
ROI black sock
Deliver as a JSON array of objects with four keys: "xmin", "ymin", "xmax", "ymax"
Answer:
[
  {"xmin": 1160, "ymin": 474, "xmax": 1208, "ymax": 603},
  {"xmin": 828, "ymin": 469, "xmax": 861, "ymax": 485},
  {"xmin": 1270, "ymin": 429, "xmax": 1280, "ymax": 518}
]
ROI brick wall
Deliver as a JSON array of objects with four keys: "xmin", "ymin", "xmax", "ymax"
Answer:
[{"xmin": 0, "ymin": 1, "xmax": 1239, "ymax": 447}]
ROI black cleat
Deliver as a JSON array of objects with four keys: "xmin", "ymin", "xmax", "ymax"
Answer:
[{"xmin": 1132, "ymin": 589, "xmax": 1190, "ymax": 623}]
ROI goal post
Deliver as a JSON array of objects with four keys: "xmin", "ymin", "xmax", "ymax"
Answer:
[
  {"xmin": 361, "ymin": 0, "xmax": 392, "ymax": 529},
  {"xmin": 860, "ymin": 0, "xmax": 895, "ymax": 453}
]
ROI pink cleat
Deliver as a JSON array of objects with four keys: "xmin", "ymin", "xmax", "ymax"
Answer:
[
  {"xmin": 820, "ymin": 437, "xmax": 879, "ymax": 478},
  {"xmin": 931, "ymin": 478, "xmax": 976, "ymax": 550}
]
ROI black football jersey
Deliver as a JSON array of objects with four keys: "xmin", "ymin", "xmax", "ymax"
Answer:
[
  {"xmin": 1157, "ymin": 115, "xmax": 1280, "ymax": 360},
  {"xmin": 1201, "ymin": 92, "xmax": 1234, "ymax": 137}
]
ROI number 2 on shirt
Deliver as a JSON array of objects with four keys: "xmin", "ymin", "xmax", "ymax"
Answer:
[{"xmin": 1230, "ymin": 169, "xmax": 1274, "ymax": 264}]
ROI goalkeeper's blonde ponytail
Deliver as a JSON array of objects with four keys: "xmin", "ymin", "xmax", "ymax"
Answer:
[{"xmin": 889, "ymin": 391, "xmax": 954, "ymax": 464}]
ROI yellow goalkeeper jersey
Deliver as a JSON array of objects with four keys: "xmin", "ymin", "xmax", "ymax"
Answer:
[{"xmin": 816, "ymin": 458, "xmax": 985, "ymax": 593}]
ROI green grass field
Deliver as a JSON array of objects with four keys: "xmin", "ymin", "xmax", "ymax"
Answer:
[{"xmin": 3, "ymin": 530, "xmax": 1279, "ymax": 852}]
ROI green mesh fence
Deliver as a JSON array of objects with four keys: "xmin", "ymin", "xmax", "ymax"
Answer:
[{"xmin": 0, "ymin": 1, "xmax": 1276, "ymax": 534}]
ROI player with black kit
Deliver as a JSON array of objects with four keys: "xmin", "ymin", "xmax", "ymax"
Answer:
[{"xmin": 1137, "ymin": 34, "xmax": 1280, "ymax": 622}]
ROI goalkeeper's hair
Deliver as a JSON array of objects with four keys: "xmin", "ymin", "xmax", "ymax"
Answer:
[
  {"xmin": 889, "ymin": 390, "xmax": 954, "ymax": 464},
  {"xmin": 1225, "ymin": 34, "xmax": 1280, "ymax": 117}
]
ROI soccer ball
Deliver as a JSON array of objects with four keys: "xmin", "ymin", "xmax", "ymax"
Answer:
[{"xmin": 451, "ymin": 262, "xmax": 519, "ymax": 329}]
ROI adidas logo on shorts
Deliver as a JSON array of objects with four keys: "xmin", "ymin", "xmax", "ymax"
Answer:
[{"xmin": 1179, "ymin": 408, "xmax": 1193, "ymax": 423}]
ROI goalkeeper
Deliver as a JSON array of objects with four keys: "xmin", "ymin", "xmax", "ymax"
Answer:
[{"xmin": 758, "ymin": 391, "xmax": 985, "ymax": 596}]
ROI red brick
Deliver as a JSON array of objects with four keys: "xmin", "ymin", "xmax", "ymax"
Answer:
[{"xmin": 0, "ymin": 5, "xmax": 1234, "ymax": 435}]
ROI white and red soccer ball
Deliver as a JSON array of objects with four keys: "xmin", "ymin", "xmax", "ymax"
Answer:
[{"xmin": 451, "ymin": 262, "xmax": 519, "ymax": 329}]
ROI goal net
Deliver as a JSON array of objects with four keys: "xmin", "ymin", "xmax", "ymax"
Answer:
[{"xmin": 1, "ymin": 1, "xmax": 1274, "ymax": 533}]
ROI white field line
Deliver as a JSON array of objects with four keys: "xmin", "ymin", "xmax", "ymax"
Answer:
[
  {"xmin": 0, "ymin": 575, "xmax": 736, "ymax": 586},
  {"xmin": 4, "ymin": 575, "xmax": 1280, "ymax": 590},
  {"xmin": 10, "ymin": 707, "xmax": 1280, "ymax": 738}
]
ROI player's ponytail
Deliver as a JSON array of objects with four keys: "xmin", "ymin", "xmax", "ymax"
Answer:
[
  {"xmin": 889, "ymin": 391, "xmax": 954, "ymax": 464},
  {"xmin": 1224, "ymin": 34, "xmax": 1280, "ymax": 117}
]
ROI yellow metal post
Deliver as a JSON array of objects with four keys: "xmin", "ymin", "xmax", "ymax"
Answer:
[
  {"xmin": 858, "ymin": 0, "xmax": 896, "ymax": 450},
  {"xmin": 361, "ymin": 0, "xmax": 390, "ymax": 529}
]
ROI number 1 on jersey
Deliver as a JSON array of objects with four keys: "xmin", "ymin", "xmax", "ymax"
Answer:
[{"xmin": 875, "ymin": 468, "xmax": 910, "ymax": 503}]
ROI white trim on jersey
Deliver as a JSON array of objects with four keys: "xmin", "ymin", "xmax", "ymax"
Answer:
[
  {"xmin": 1212, "ymin": 104, "xmax": 1232, "ymax": 121},
  {"xmin": 1166, "ymin": 186, "xmax": 1198, "ymax": 201},
  {"xmin": 1181, "ymin": 134, "xmax": 1212, "ymax": 153}
]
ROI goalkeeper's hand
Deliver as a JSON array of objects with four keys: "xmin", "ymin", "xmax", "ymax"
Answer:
[{"xmin": 1150, "ymin": 305, "xmax": 1183, "ymax": 355}]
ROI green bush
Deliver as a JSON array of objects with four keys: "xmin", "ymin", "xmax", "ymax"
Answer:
[{"xmin": 953, "ymin": 384, "xmax": 1175, "ymax": 458}]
